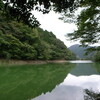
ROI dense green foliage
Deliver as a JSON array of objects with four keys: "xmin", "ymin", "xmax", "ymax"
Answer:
[
  {"xmin": 1, "ymin": 0, "xmax": 100, "ymax": 54},
  {"xmin": 60, "ymin": 0, "xmax": 100, "ymax": 53},
  {"xmin": 37, "ymin": 28, "xmax": 76, "ymax": 60},
  {"xmin": 0, "ymin": 63, "xmax": 73, "ymax": 100},
  {"xmin": 68, "ymin": 1, "xmax": 100, "ymax": 45},
  {"xmin": 0, "ymin": 14, "xmax": 75, "ymax": 60},
  {"xmin": 93, "ymin": 51, "xmax": 100, "ymax": 62},
  {"xmin": 1, "ymin": 0, "xmax": 77, "ymax": 27}
]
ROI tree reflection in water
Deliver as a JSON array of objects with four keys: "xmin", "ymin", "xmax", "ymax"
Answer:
[{"xmin": 84, "ymin": 89, "xmax": 100, "ymax": 100}]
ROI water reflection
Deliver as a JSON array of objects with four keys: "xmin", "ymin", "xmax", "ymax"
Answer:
[
  {"xmin": 61, "ymin": 74, "xmax": 100, "ymax": 91},
  {"xmin": 0, "ymin": 63, "xmax": 73, "ymax": 100},
  {"xmin": 33, "ymin": 85, "xmax": 84, "ymax": 100},
  {"xmin": 32, "ymin": 61, "xmax": 100, "ymax": 100},
  {"xmin": 70, "ymin": 63, "xmax": 99, "ymax": 76},
  {"xmin": 32, "ymin": 74, "xmax": 100, "ymax": 100}
]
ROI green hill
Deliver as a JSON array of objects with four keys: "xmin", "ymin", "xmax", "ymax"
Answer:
[
  {"xmin": 0, "ymin": 13, "xmax": 75, "ymax": 60},
  {"xmin": 69, "ymin": 44, "xmax": 93, "ymax": 59}
]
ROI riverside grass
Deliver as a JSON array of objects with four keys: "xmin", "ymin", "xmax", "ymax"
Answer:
[{"xmin": 0, "ymin": 63, "xmax": 73, "ymax": 100}]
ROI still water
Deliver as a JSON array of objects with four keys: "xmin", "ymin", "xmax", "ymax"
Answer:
[
  {"xmin": 0, "ymin": 61, "xmax": 100, "ymax": 100},
  {"xmin": 32, "ymin": 61, "xmax": 100, "ymax": 100}
]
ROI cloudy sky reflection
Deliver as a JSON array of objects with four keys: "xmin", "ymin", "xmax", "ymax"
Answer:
[
  {"xmin": 32, "ymin": 62, "xmax": 100, "ymax": 100},
  {"xmin": 32, "ymin": 73, "xmax": 100, "ymax": 100}
]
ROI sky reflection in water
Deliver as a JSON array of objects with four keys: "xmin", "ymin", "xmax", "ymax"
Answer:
[
  {"xmin": 61, "ymin": 74, "xmax": 100, "ymax": 91},
  {"xmin": 32, "ymin": 61, "xmax": 100, "ymax": 100}
]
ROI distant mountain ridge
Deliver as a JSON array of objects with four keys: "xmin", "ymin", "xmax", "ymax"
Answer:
[{"xmin": 69, "ymin": 44, "xmax": 93, "ymax": 59}]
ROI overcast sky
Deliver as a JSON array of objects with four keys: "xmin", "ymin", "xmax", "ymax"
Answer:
[{"xmin": 33, "ymin": 11, "xmax": 79, "ymax": 47}]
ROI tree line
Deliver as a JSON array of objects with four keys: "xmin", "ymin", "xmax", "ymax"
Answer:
[
  {"xmin": 1, "ymin": 0, "xmax": 100, "ymax": 48},
  {"xmin": 0, "ymin": 13, "xmax": 76, "ymax": 60},
  {"xmin": 0, "ymin": 0, "xmax": 100, "ymax": 61}
]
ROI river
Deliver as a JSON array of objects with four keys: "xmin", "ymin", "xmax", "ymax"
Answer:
[{"xmin": 32, "ymin": 60, "xmax": 100, "ymax": 100}]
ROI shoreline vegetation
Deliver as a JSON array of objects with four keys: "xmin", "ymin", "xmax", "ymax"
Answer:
[
  {"xmin": 0, "ymin": 59, "xmax": 68, "ymax": 66},
  {"xmin": 0, "ymin": 13, "xmax": 76, "ymax": 61}
]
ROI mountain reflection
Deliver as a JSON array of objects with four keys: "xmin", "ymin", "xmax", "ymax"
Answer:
[
  {"xmin": 32, "ymin": 73, "xmax": 100, "ymax": 100},
  {"xmin": 70, "ymin": 63, "xmax": 99, "ymax": 76},
  {"xmin": 32, "ymin": 62, "xmax": 100, "ymax": 100}
]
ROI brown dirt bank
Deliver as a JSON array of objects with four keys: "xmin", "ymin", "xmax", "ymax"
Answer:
[{"xmin": 0, "ymin": 59, "xmax": 68, "ymax": 65}]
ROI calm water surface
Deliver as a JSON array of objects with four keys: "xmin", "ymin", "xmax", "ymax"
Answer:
[
  {"xmin": 0, "ymin": 61, "xmax": 100, "ymax": 100},
  {"xmin": 32, "ymin": 60, "xmax": 100, "ymax": 100}
]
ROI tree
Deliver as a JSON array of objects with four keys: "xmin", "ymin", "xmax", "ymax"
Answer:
[
  {"xmin": 2, "ymin": 0, "xmax": 100, "ymax": 50},
  {"xmin": 1, "ymin": 0, "xmax": 77, "ymax": 27},
  {"xmin": 84, "ymin": 89, "xmax": 100, "ymax": 100},
  {"xmin": 93, "ymin": 51, "xmax": 100, "ymax": 62},
  {"xmin": 0, "ymin": 14, "xmax": 75, "ymax": 60},
  {"xmin": 64, "ymin": 0, "xmax": 100, "ymax": 48}
]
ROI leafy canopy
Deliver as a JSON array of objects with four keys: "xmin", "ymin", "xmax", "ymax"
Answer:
[
  {"xmin": 1, "ymin": 0, "xmax": 77, "ymax": 28},
  {"xmin": 0, "ymin": 14, "xmax": 76, "ymax": 60},
  {"xmin": 64, "ymin": 0, "xmax": 100, "ymax": 48},
  {"xmin": 2, "ymin": 0, "xmax": 100, "ymax": 48}
]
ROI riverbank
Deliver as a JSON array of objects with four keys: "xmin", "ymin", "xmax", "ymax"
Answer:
[{"xmin": 0, "ymin": 59, "xmax": 68, "ymax": 66}]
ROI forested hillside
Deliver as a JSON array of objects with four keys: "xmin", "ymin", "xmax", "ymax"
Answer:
[
  {"xmin": 0, "ymin": 14, "xmax": 76, "ymax": 60},
  {"xmin": 69, "ymin": 44, "xmax": 94, "ymax": 59}
]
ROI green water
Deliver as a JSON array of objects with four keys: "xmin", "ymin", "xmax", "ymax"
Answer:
[
  {"xmin": 70, "ymin": 63, "xmax": 100, "ymax": 76},
  {"xmin": 0, "ymin": 63, "xmax": 73, "ymax": 100},
  {"xmin": 31, "ymin": 62, "xmax": 100, "ymax": 100},
  {"xmin": 0, "ymin": 62, "xmax": 100, "ymax": 100},
  {"xmin": 93, "ymin": 63, "xmax": 100, "ymax": 73}
]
